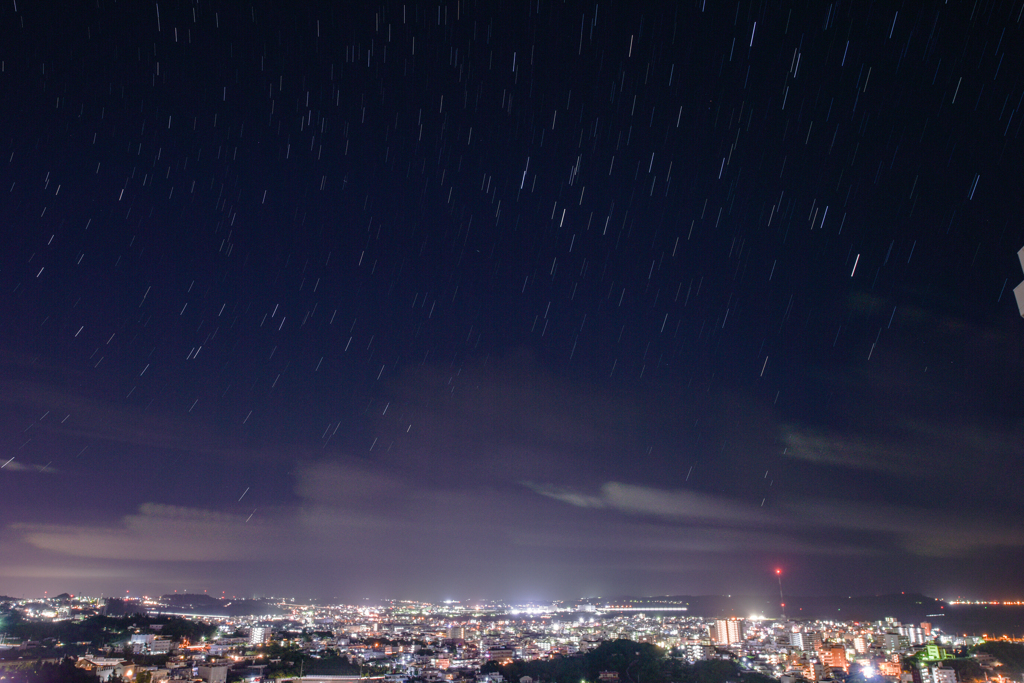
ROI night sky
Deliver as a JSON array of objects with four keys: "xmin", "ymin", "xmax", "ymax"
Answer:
[{"xmin": 2, "ymin": 0, "xmax": 1023, "ymax": 603}]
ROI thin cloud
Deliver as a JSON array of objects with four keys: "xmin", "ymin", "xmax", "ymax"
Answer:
[
  {"xmin": 529, "ymin": 480, "xmax": 1024, "ymax": 560},
  {"xmin": 522, "ymin": 482, "xmax": 607, "ymax": 509},
  {"xmin": 508, "ymin": 520, "xmax": 873, "ymax": 557},
  {"xmin": 0, "ymin": 377, "xmax": 240, "ymax": 459},
  {"xmin": 527, "ymin": 481, "xmax": 768, "ymax": 525},
  {"xmin": 780, "ymin": 427, "xmax": 907, "ymax": 473},
  {"xmin": 782, "ymin": 499, "xmax": 1024, "ymax": 557},
  {"xmin": 15, "ymin": 504, "xmax": 286, "ymax": 562},
  {"xmin": 0, "ymin": 564, "xmax": 140, "ymax": 580},
  {"xmin": 0, "ymin": 458, "xmax": 58, "ymax": 474}
]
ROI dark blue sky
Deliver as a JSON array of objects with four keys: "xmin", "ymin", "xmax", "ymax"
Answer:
[{"xmin": 1, "ymin": 0, "xmax": 1023, "ymax": 602}]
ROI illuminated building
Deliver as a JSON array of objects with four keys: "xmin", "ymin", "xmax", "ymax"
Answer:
[
  {"xmin": 710, "ymin": 619, "xmax": 744, "ymax": 646},
  {"xmin": 919, "ymin": 644, "xmax": 953, "ymax": 662},
  {"xmin": 897, "ymin": 625, "xmax": 927, "ymax": 646},
  {"xmin": 881, "ymin": 633, "xmax": 903, "ymax": 652},
  {"xmin": 249, "ymin": 626, "xmax": 272, "ymax": 645},
  {"xmin": 130, "ymin": 633, "xmax": 175, "ymax": 654},
  {"xmin": 75, "ymin": 658, "xmax": 132, "ymax": 682},
  {"xmin": 486, "ymin": 647, "xmax": 516, "ymax": 664},
  {"xmin": 790, "ymin": 631, "xmax": 821, "ymax": 652},
  {"xmin": 197, "ymin": 664, "xmax": 229, "ymax": 683},
  {"xmin": 877, "ymin": 660, "xmax": 902, "ymax": 678},
  {"xmin": 684, "ymin": 643, "xmax": 715, "ymax": 661},
  {"xmin": 804, "ymin": 661, "xmax": 827, "ymax": 680},
  {"xmin": 818, "ymin": 645, "xmax": 848, "ymax": 672}
]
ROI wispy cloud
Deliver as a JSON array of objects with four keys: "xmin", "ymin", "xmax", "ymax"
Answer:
[
  {"xmin": 528, "ymin": 480, "xmax": 1024, "ymax": 559},
  {"xmin": 0, "ymin": 564, "xmax": 140, "ymax": 580},
  {"xmin": 523, "ymin": 482, "xmax": 607, "ymax": 509},
  {"xmin": 527, "ymin": 481, "xmax": 767, "ymax": 525},
  {"xmin": 782, "ymin": 498, "xmax": 1024, "ymax": 556},
  {"xmin": 0, "ymin": 457, "xmax": 58, "ymax": 474},
  {"xmin": 779, "ymin": 427, "xmax": 912, "ymax": 473},
  {"xmin": 507, "ymin": 519, "xmax": 872, "ymax": 557},
  {"xmin": 14, "ymin": 504, "xmax": 286, "ymax": 562}
]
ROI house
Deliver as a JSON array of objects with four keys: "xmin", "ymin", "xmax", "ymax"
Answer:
[{"xmin": 75, "ymin": 657, "xmax": 133, "ymax": 682}]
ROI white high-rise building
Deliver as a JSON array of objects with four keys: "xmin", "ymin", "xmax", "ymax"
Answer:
[
  {"xmin": 789, "ymin": 631, "xmax": 821, "ymax": 651},
  {"xmin": 898, "ymin": 625, "xmax": 927, "ymax": 646},
  {"xmin": 711, "ymin": 619, "xmax": 744, "ymax": 645},
  {"xmin": 249, "ymin": 626, "xmax": 271, "ymax": 645}
]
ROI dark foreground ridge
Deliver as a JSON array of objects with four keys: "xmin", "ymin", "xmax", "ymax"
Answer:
[{"xmin": 482, "ymin": 639, "xmax": 776, "ymax": 683}]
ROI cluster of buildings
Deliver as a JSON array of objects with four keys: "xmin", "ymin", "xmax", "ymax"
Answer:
[
  {"xmin": 702, "ymin": 616, "xmax": 983, "ymax": 683},
  {"xmin": 73, "ymin": 656, "xmax": 231, "ymax": 683},
  {"xmin": 0, "ymin": 595, "xmax": 1011, "ymax": 683}
]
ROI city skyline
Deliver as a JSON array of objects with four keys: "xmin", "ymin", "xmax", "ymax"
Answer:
[
  {"xmin": 6, "ymin": 590, "xmax": 1011, "ymax": 683},
  {"xmin": 1, "ymin": 0, "xmax": 1023, "ymax": 601}
]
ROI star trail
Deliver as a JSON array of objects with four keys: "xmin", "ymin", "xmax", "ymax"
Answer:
[{"xmin": 1, "ymin": 0, "xmax": 1023, "ymax": 601}]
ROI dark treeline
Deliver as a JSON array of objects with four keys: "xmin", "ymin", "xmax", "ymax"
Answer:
[
  {"xmin": 0, "ymin": 608, "xmax": 217, "ymax": 652},
  {"xmin": 482, "ymin": 640, "xmax": 775, "ymax": 683},
  {"xmin": 0, "ymin": 658, "xmax": 99, "ymax": 683},
  {"xmin": 972, "ymin": 642, "xmax": 1024, "ymax": 678}
]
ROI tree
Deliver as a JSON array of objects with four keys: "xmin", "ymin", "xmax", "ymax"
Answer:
[
  {"xmin": 974, "ymin": 642, "xmax": 1024, "ymax": 677},
  {"xmin": 27, "ymin": 658, "xmax": 100, "ymax": 683},
  {"xmin": 483, "ymin": 640, "xmax": 756, "ymax": 683}
]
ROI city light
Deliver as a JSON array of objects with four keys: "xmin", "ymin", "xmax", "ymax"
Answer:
[{"xmin": 0, "ymin": 590, "xmax": 1010, "ymax": 683}]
